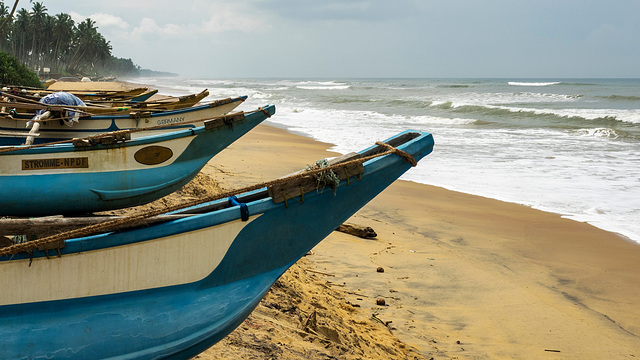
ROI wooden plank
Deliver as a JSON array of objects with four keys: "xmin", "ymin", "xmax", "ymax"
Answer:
[
  {"xmin": 38, "ymin": 240, "xmax": 66, "ymax": 251},
  {"xmin": 204, "ymin": 112, "xmax": 245, "ymax": 130},
  {"xmin": 0, "ymin": 131, "xmax": 39, "ymax": 137},
  {"xmin": 327, "ymin": 152, "xmax": 361, "ymax": 165},
  {"xmin": 268, "ymin": 160, "xmax": 364, "ymax": 204},
  {"xmin": 208, "ymin": 97, "xmax": 234, "ymax": 107},
  {"xmin": 0, "ymin": 214, "xmax": 191, "ymax": 238}
]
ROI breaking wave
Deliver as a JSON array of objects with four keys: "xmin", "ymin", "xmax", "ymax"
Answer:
[{"xmin": 508, "ymin": 81, "xmax": 561, "ymax": 87}]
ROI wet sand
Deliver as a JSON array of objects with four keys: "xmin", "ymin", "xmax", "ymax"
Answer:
[{"xmin": 197, "ymin": 123, "xmax": 640, "ymax": 359}]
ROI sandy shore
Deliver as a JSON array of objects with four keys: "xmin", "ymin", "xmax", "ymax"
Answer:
[
  {"xmin": 194, "ymin": 123, "xmax": 640, "ymax": 359},
  {"xmin": 46, "ymin": 80, "xmax": 143, "ymax": 92}
]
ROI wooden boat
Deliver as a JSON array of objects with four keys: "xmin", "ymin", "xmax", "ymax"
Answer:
[
  {"xmin": 93, "ymin": 88, "xmax": 159, "ymax": 102},
  {"xmin": 1, "ymin": 85, "xmax": 152, "ymax": 101},
  {"xmin": 1, "ymin": 89, "xmax": 211, "ymax": 116},
  {"xmin": 0, "ymin": 95, "xmax": 247, "ymax": 145},
  {"xmin": 85, "ymin": 89, "xmax": 210, "ymax": 111},
  {"xmin": 0, "ymin": 129, "xmax": 434, "ymax": 359},
  {"xmin": 0, "ymin": 105, "xmax": 275, "ymax": 216}
]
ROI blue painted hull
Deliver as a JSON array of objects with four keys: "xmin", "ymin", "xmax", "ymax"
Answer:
[
  {"xmin": 0, "ymin": 130, "xmax": 434, "ymax": 359},
  {"xmin": 2, "ymin": 267, "xmax": 284, "ymax": 360},
  {"xmin": 0, "ymin": 104, "xmax": 274, "ymax": 216}
]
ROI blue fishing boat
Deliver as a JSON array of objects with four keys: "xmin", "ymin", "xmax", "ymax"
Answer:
[
  {"xmin": 0, "ymin": 130, "xmax": 434, "ymax": 359},
  {"xmin": 0, "ymin": 105, "xmax": 275, "ymax": 216},
  {"xmin": 0, "ymin": 95, "xmax": 247, "ymax": 145}
]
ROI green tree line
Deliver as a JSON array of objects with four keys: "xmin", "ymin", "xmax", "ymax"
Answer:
[
  {"xmin": 0, "ymin": 50, "xmax": 41, "ymax": 86},
  {"xmin": 0, "ymin": 1, "xmax": 140, "ymax": 77}
]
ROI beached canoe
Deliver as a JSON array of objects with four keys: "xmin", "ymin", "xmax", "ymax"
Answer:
[
  {"xmin": 85, "ymin": 89, "xmax": 208, "ymax": 111},
  {"xmin": 2, "ymin": 89, "xmax": 209, "ymax": 114},
  {"xmin": 0, "ymin": 95, "xmax": 247, "ymax": 145},
  {"xmin": 2, "ymin": 85, "xmax": 153, "ymax": 101},
  {"xmin": 0, "ymin": 130, "xmax": 434, "ymax": 360},
  {"xmin": 0, "ymin": 104, "xmax": 275, "ymax": 216}
]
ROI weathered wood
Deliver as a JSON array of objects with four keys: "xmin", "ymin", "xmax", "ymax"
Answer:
[
  {"xmin": 268, "ymin": 160, "xmax": 364, "ymax": 204},
  {"xmin": 97, "ymin": 133, "xmax": 131, "ymax": 145},
  {"xmin": 129, "ymin": 111, "xmax": 152, "ymax": 119},
  {"xmin": 204, "ymin": 112, "xmax": 245, "ymax": 130},
  {"xmin": 336, "ymin": 223, "xmax": 377, "ymax": 238},
  {"xmin": 208, "ymin": 97, "xmax": 234, "ymax": 107},
  {"xmin": 0, "ymin": 214, "xmax": 191, "ymax": 238},
  {"xmin": 0, "ymin": 236, "xmax": 12, "ymax": 248},
  {"xmin": 38, "ymin": 240, "xmax": 66, "ymax": 252},
  {"xmin": 25, "ymin": 117, "xmax": 44, "ymax": 145},
  {"xmin": 327, "ymin": 152, "xmax": 361, "ymax": 166},
  {"xmin": 0, "ymin": 100, "xmax": 97, "ymax": 114},
  {"xmin": 0, "ymin": 131, "xmax": 39, "ymax": 137}
]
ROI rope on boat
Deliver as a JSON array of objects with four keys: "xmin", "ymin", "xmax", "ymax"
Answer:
[
  {"xmin": 375, "ymin": 141, "xmax": 418, "ymax": 167},
  {"xmin": 0, "ymin": 143, "xmax": 417, "ymax": 257},
  {"xmin": 306, "ymin": 159, "xmax": 340, "ymax": 194},
  {"xmin": 0, "ymin": 107, "xmax": 272, "ymax": 154}
]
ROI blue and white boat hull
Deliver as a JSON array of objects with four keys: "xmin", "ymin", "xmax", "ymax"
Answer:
[
  {"xmin": 0, "ymin": 130, "xmax": 435, "ymax": 359},
  {"xmin": 0, "ymin": 104, "xmax": 274, "ymax": 216}
]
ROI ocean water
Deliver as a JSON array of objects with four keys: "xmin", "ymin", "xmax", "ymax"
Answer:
[{"xmin": 128, "ymin": 77, "xmax": 640, "ymax": 244}]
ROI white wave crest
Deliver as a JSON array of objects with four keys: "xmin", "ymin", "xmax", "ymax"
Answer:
[
  {"xmin": 296, "ymin": 85, "xmax": 350, "ymax": 90},
  {"xmin": 508, "ymin": 81, "xmax": 561, "ymax": 86},
  {"xmin": 572, "ymin": 128, "xmax": 620, "ymax": 139}
]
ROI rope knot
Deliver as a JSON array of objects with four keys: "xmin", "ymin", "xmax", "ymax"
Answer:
[
  {"xmin": 258, "ymin": 107, "xmax": 271, "ymax": 118},
  {"xmin": 375, "ymin": 142, "xmax": 417, "ymax": 167}
]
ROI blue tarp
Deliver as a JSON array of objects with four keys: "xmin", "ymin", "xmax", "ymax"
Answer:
[{"xmin": 33, "ymin": 92, "xmax": 86, "ymax": 125}]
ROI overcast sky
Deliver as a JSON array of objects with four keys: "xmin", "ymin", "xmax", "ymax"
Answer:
[{"xmin": 19, "ymin": 0, "xmax": 640, "ymax": 78}]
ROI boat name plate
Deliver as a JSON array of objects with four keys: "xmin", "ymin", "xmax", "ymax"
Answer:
[{"xmin": 22, "ymin": 157, "xmax": 89, "ymax": 170}]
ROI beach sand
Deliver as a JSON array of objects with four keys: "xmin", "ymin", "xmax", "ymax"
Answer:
[
  {"xmin": 46, "ymin": 80, "xmax": 143, "ymax": 92},
  {"xmin": 190, "ymin": 123, "xmax": 640, "ymax": 359}
]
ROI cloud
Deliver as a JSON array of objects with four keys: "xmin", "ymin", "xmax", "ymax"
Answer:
[
  {"xmin": 90, "ymin": 13, "xmax": 129, "ymax": 29},
  {"xmin": 67, "ymin": 11, "xmax": 85, "ymax": 24},
  {"xmin": 250, "ymin": 0, "xmax": 417, "ymax": 22},
  {"xmin": 125, "ymin": 4, "xmax": 269, "ymax": 40},
  {"xmin": 200, "ymin": 5, "xmax": 268, "ymax": 33},
  {"xmin": 68, "ymin": 11, "xmax": 129, "ymax": 30},
  {"xmin": 130, "ymin": 18, "xmax": 182, "ymax": 37}
]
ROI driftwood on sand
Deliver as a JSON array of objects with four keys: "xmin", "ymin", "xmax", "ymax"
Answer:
[{"xmin": 336, "ymin": 223, "xmax": 377, "ymax": 239}]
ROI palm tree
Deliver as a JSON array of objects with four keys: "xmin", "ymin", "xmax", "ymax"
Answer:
[
  {"xmin": 0, "ymin": 0, "xmax": 19, "ymax": 39},
  {"xmin": 50, "ymin": 13, "xmax": 73, "ymax": 73},
  {"xmin": 1, "ymin": 3, "xmax": 128, "ymax": 77},
  {"xmin": 28, "ymin": 1, "xmax": 46, "ymax": 69},
  {"xmin": 9, "ymin": 8, "xmax": 29, "ymax": 63},
  {"xmin": 0, "ymin": 2, "xmax": 9, "ymax": 49},
  {"xmin": 67, "ymin": 18, "xmax": 112, "ymax": 75}
]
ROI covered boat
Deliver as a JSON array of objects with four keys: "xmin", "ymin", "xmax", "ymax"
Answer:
[
  {"xmin": 0, "ymin": 130, "xmax": 434, "ymax": 359},
  {"xmin": 0, "ymin": 94, "xmax": 247, "ymax": 145},
  {"xmin": 0, "ymin": 105, "xmax": 275, "ymax": 216}
]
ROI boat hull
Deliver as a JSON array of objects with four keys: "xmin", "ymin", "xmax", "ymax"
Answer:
[
  {"xmin": 0, "ymin": 96, "xmax": 247, "ymax": 145},
  {"xmin": 0, "ymin": 130, "xmax": 435, "ymax": 359},
  {"xmin": 0, "ymin": 104, "xmax": 274, "ymax": 216}
]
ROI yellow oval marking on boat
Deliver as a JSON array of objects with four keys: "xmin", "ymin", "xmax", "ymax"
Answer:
[{"xmin": 134, "ymin": 146, "xmax": 173, "ymax": 165}]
